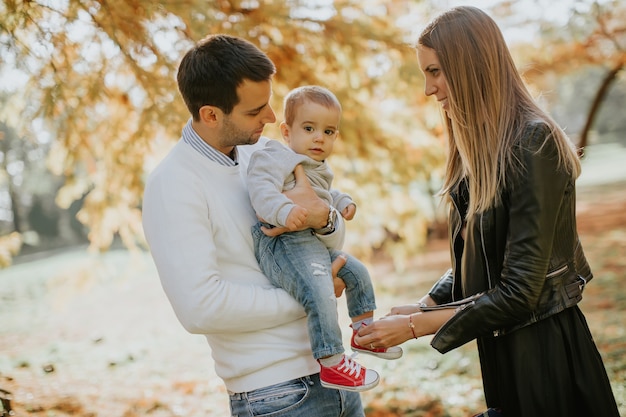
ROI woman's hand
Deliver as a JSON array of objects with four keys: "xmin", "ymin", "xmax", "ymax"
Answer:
[
  {"xmin": 354, "ymin": 309, "xmax": 455, "ymax": 349},
  {"xmin": 354, "ymin": 315, "xmax": 416, "ymax": 348}
]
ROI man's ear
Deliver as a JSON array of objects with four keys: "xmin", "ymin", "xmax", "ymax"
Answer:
[
  {"xmin": 199, "ymin": 105, "xmax": 220, "ymax": 126},
  {"xmin": 280, "ymin": 121, "xmax": 290, "ymax": 143}
]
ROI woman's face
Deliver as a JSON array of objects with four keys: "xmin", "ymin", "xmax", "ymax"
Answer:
[{"xmin": 417, "ymin": 45, "xmax": 450, "ymax": 116}]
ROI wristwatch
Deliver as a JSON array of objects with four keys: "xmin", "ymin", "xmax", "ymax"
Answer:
[{"xmin": 315, "ymin": 208, "xmax": 338, "ymax": 235}]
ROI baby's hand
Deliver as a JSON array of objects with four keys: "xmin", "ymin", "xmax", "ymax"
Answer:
[
  {"xmin": 341, "ymin": 204, "xmax": 356, "ymax": 221},
  {"xmin": 285, "ymin": 205, "xmax": 308, "ymax": 230}
]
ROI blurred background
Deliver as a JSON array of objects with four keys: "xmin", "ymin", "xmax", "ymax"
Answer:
[
  {"xmin": 0, "ymin": 0, "xmax": 624, "ymax": 416},
  {"xmin": 1, "ymin": 0, "xmax": 625, "ymax": 265}
]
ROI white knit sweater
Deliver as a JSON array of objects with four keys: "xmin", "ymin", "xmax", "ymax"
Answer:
[{"xmin": 142, "ymin": 136, "xmax": 343, "ymax": 393}]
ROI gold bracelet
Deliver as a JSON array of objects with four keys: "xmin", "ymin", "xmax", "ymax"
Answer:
[{"xmin": 408, "ymin": 314, "xmax": 418, "ymax": 339}]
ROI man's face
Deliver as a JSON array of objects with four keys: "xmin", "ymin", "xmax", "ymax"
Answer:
[{"xmin": 218, "ymin": 79, "xmax": 276, "ymax": 150}]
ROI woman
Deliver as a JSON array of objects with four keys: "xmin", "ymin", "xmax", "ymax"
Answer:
[{"xmin": 355, "ymin": 6, "xmax": 620, "ymax": 417}]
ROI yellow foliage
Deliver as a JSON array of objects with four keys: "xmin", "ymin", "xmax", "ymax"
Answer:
[
  {"xmin": 0, "ymin": 232, "xmax": 23, "ymax": 268},
  {"xmin": 2, "ymin": 0, "xmax": 441, "ymax": 263},
  {"xmin": 3, "ymin": 0, "xmax": 622, "ymax": 267}
]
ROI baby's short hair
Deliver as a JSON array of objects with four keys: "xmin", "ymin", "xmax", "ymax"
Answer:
[{"xmin": 283, "ymin": 86, "xmax": 341, "ymax": 126}]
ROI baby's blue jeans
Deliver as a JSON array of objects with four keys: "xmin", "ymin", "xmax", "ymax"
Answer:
[{"xmin": 252, "ymin": 223, "xmax": 377, "ymax": 359}]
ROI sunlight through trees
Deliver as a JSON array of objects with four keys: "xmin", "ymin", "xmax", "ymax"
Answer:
[{"xmin": 0, "ymin": 0, "xmax": 624, "ymax": 268}]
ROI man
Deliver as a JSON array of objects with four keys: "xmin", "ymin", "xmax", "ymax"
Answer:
[{"xmin": 142, "ymin": 34, "xmax": 365, "ymax": 416}]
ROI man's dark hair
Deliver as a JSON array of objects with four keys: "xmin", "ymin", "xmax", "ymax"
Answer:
[{"xmin": 177, "ymin": 34, "xmax": 276, "ymax": 119}]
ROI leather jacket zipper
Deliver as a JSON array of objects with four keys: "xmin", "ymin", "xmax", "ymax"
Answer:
[
  {"xmin": 546, "ymin": 264, "xmax": 568, "ymax": 278},
  {"xmin": 480, "ymin": 212, "xmax": 493, "ymax": 288}
]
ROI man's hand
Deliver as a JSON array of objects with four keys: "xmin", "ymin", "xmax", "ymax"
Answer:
[
  {"xmin": 331, "ymin": 253, "xmax": 347, "ymax": 297},
  {"xmin": 283, "ymin": 164, "xmax": 329, "ymax": 229},
  {"xmin": 262, "ymin": 165, "xmax": 329, "ymax": 237}
]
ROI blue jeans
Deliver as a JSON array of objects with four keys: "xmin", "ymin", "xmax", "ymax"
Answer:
[
  {"xmin": 252, "ymin": 223, "xmax": 377, "ymax": 359},
  {"xmin": 229, "ymin": 373, "xmax": 365, "ymax": 416}
]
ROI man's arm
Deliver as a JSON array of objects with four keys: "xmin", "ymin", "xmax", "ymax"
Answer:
[
  {"xmin": 261, "ymin": 164, "xmax": 345, "ymax": 248},
  {"xmin": 142, "ymin": 163, "xmax": 306, "ymax": 335}
]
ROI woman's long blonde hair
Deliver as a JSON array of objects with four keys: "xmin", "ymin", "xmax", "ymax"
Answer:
[{"xmin": 418, "ymin": 6, "xmax": 581, "ymax": 217}]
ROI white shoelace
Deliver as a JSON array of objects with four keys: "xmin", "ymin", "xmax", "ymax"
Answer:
[{"xmin": 337, "ymin": 353, "xmax": 362, "ymax": 376}]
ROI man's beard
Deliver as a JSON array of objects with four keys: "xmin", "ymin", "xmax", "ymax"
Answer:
[{"xmin": 221, "ymin": 116, "xmax": 260, "ymax": 148}]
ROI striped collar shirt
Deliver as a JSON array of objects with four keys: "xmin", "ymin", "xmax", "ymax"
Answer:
[{"xmin": 181, "ymin": 118, "xmax": 238, "ymax": 166}]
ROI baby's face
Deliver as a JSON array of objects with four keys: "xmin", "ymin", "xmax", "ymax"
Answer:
[{"xmin": 283, "ymin": 101, "xmax": 340, "ymax": 162}]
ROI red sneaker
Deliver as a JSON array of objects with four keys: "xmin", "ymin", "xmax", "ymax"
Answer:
[
  {"xmin": 351, "ymin": 324, "xmax": 403, "ymax": 360},
  {"xmin": 319, "ymin": 353, "xmax": 379, "ymax": 392}
]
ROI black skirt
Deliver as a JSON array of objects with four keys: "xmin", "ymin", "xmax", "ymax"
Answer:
[{"xmin": 477, "ymin": 306, "xmax": 620, "ymax": 417}]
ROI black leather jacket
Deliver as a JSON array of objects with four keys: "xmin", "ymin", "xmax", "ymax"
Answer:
[{"xmin": 427, "ymin": 122, "xmax": 592, "ymax": 354}]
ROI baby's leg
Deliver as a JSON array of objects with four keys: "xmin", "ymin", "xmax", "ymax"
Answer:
[
  {"xmin": 254, "ymin": 227, "xmax": 344, "ymax": 359},
  {"xmin": 330, "ymin": 250, "xmax": 403, "ymax": 360},
  {"xmin": 330, "ymin": 249, "xmax": 376, "ymax": 324}
]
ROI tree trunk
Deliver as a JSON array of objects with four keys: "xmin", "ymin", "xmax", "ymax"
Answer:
[
  {"xmin": 8, "ymin": 186, "xmax": 21, "ymax": 233},
  {"xmin": 578, "ymin": 62, "xmax": 624, "ymax": 157}
]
